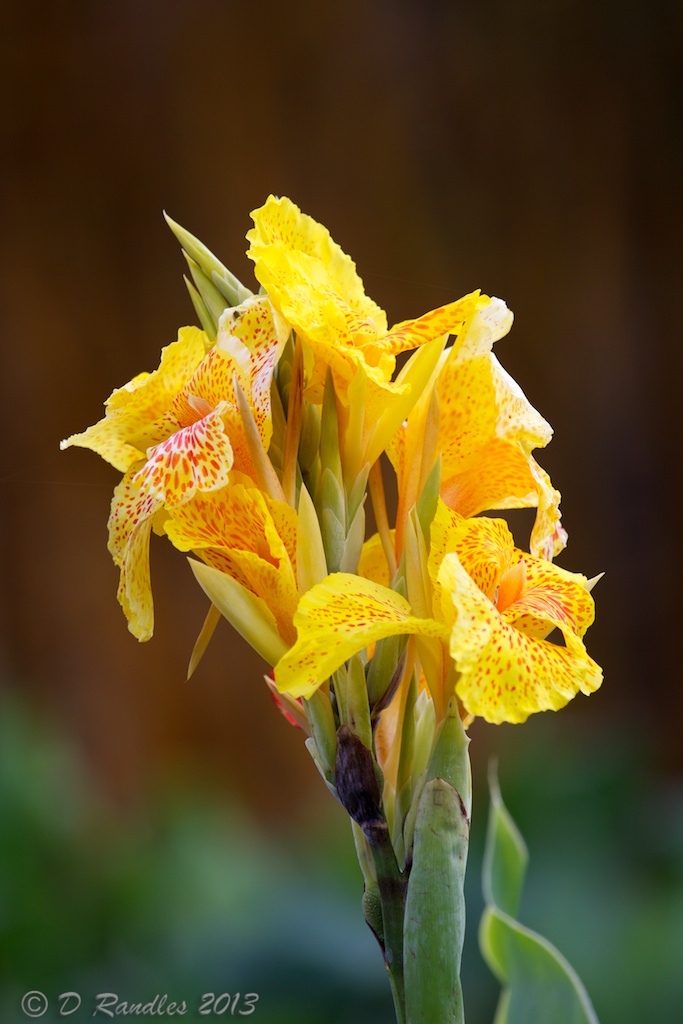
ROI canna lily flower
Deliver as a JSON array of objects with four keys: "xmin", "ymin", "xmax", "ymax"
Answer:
[
  {"xmin": 389, "ymin": 297, "xmax": 566, "ymax": 561},
  {"xmin": 247, "ymin": 195, "xmax": 488, "ymax": 472},
  {"xmin": 427, "ymin": 502, "xmax": 600, "ymax": 722},
  {"xmin": 61, "ymin": 297, "xmax": 288, "ymax": 639},
  {"xmin": 274, "ymin": 500, "xmax": 601, "ymax": 724}
]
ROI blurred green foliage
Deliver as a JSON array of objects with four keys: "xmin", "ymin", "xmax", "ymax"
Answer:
[{"xmin": 1, "ymin": 695, "xmax": 681, "ymax": 1023}]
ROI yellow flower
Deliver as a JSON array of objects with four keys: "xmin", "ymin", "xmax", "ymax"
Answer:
[
  {"xmin": 428, "ymin": 503, "xmax": 601, "ymax": 723},
  {"xmin": 61, "ymin": 298, "xmax": 288, "ymax": 639},
  {"xmin": 389, "ymin": 297, "xmax": 566, "ymax": 561},
  {"xmin": 274, "ymin": 501, "xmax": 601, "ymax": 724},
  {"xmin": 247, "ymin": 195, "xmax": 487, "ymax": 471}
]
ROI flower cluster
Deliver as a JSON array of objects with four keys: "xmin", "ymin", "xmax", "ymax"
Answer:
[
  {"xmin": 62, "ymin": 196, "xmax": 601, "ymax": 738},
  {"xmin": 62, "ymin": 198, "xmax": 604, "ymax": 1021}
]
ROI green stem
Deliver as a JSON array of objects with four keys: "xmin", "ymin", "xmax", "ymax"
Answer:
[{"xmin": 364, "ymin": 817, "xmax": 408, "ymax": 1024}]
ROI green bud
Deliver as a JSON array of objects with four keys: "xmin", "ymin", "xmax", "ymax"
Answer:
[
  {"xmin": 164, "ymin": 212, "xmax": 252, "ymax": 306},
  {"xmin": 267, "ymin": 377, "xmax": 287, "ymax": 474},
  {"xmin": 183, "ymin": 252, "xmax": 230, "ymax": 328},
  {"xmin": 367, "ymin": 636, "xmax": 406, "ymax": 713},
  {"xmin": 303, "ymin": 688, "xmax": 337, "ymax": 781},
  {"xmin": 321, "ymin": 506, "xmax": 346, "ymax": 574},
  {"xmin": 404, "ymin": 778, "xmax": 469, "ymax": 1023},
  {"xmin": 341, "ymin": 654, "xmax": 372, "ymax": 751},
  {"xmin": 183, "ymin": 275, "xmax": 217, "ymax": 342},
  {"xmin": 320, "ymin": 371, "xmax": 344, "ymax": 487},
  {"xmin": 347, "ymin": 463, "xmax": 370, "ymax": 524},
  {"xmin": 318, "ymin": 466, "xmax": 346, "ymax": 528},
  {"xmin": 298, "ymin": 402, "xmax": 321, "ymax": 476},
  {"xmin": 340, "ymin": 498, "xmax": 366, "ymax": 574},
  {"xmin": 416, "ymin": 455, "xmax": 442, "ymax": 540},
  {"xmin": 426, "ymin": 693, "xmax": 471, "ymax": 818},
  {"xmin": 362, "ymin": 885, "xmax": 384, "ymax": 944}
]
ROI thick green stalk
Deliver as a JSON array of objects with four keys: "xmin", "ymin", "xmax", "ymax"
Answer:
[
  {"xmin": 403, "ymin": 778, "xmax": 469, "ymax": 1023},
  {"xmin": 403, "ymin": 699, "xmax": 471, "ymax": 1024}
]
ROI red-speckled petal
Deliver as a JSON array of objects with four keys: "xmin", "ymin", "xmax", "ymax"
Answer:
[
  {"xmin": 376, "ymin": 291, "xmax": 487, "ymax": 357},
  {"xmin": 274, "ymin": 574, "xmax": 446, "ymax": 699},
  {"xmin": 163, "ymin": 483, "xmax": 298, "ymax": 640},
  {"xmin": 438, "ymin": 553, "xmax": 602, "ymax": 724},
  {"xmin": 215, "ymin": 295, "xmax": 287, "ymax": 447},
  {"xmin": 447, "ymin": 515, "xmax": 515, "ymax": 601},
  {"xmin": 107, "ymin": 470, "xmax": 164, "ymax": 641},
  {"xmin": 434, "ymin": 300, "xmax": 563, "ymax": 558},
  {"xmin": 426, "ymin": 500, "xmax": 464, "ymax": 612},
  {"xmin": 208, "ymin": 548, "xmax": 298, "ymax": 644},
  {"xmin": 134, "ymin": 405, "xmax": 233, "ymax": 508},
  {"xmin": 503, "ymin": 551, "xmax": 595, "ymax": 640}
]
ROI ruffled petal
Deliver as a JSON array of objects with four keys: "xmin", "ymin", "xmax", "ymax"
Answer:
[
  {"xmin": 274, "ymin": 574, "xmax": 446, "ymax": 698},
  {"xmin": 247, "ymin": 194, "xmax": 387, "ymax": 334},
  {"xmin": 445, "ymin": 515, "xmax": 515, "ymax": 601},
  {"xmin": 435, "ymin": 299, "xmax": 563, "ymax": 557},
  {"xmin": 438, "ymin": 552, "xmax": 602, "ymax": 724}
]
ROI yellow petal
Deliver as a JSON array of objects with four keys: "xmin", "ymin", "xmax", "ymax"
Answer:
[
  {"xmin": 274, "ymin": 574, "xmax": 446, "ymax": 699},
  {"xmin": 434, "ymin": 299, "xmax": 563, "ymax": 558},
  {"xmin": 374, "ymin": 290, "xmax": 487, "ymax": 358},
  {"xmin": 214, "ymin": 294, "xmax": 289, "ymax": 449},
  {"xmin": 247, "ymin": 195, "xmax": 387, "ymax": 335},
  {"xmin": 441, "ymin": 513, "xmax": 515, "ymax": 602},
  {"xmin": 358, "ymin": 530, "xmax": 394, "ymax": 587},
  {"xmin": 107, "ymin": 469, "xmax": 164, "ymax": 640},
  {"xmin": 163, "ymin": 482, "xmax": 299, "ymax": 643},
  {"xmin": 296, "ymin": 483, "xmax": 328, "ymax": 592}
]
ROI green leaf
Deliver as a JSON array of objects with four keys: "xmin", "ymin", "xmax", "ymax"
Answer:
[{"xmin": 480, "ymin": 765, "xmax": 600, "ymax": 1024}]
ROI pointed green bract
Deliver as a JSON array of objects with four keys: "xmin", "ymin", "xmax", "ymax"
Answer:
[
  {"xmin": 184, "ymin": 252, "xmax": 230, "ymax": 328},
  {"xmin": 480, "ymin": 767, "xmax": 599, "ymax": 1024},
  {"xmin": 189, "ymin": 559, "xmax": 287, "ymax": 666},
  {"xmin": 183, "ymin": 274, "xmax": 217, "ymax": 340},
  {"xmin": 296, "ymin": 482, "xmax": 328, "ymax": 592},
  {"xmin": 164, "ymin": 212, "xmax": 252, "ymax": 307},
  {"xmin": 187, "ymin": 603, "xmax": 221, "ymax": 679},
  {"xmin": 303, "ymin": 688, "xmax": 337, "ymax": 781}
]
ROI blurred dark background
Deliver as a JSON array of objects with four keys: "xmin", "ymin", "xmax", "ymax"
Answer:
[{"xmin": 1, "ymin": 1, "xmax": 681, "ymax": 1021}]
